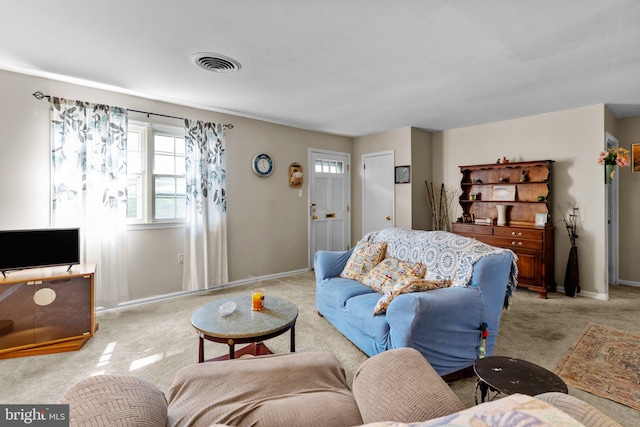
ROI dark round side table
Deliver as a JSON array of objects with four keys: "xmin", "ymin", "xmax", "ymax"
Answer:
[{"xmin": 474, "ymin": 356, "xmax": 568, "ymax": 404}]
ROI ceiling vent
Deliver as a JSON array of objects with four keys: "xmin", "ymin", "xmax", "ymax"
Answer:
[{"xmin": 192, "ymin": 52, "xmax": 241, "ymax": 73}]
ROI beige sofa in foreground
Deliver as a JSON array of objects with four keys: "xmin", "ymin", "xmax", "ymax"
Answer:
[{"xmin": 59, "ymin": 348, "xmax": 621, "ymax": 427}]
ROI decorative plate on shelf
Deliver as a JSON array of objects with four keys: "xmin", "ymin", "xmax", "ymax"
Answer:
[{"xmin": 252, "ymin": 153, "xmax": 274, "ymax": 177}]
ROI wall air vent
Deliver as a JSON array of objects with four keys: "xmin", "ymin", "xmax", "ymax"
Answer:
[{"xmin": 192, "ymin": 52, "xmax": 242, "ymax": 73}]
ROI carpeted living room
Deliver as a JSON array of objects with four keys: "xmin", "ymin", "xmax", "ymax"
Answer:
[{"xmin": 2, "ymin": 1, "xmax": 640, "ymax": 426}]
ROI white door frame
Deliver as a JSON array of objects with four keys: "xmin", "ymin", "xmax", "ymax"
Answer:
[{"xmin": 308, "ymin": 148, "xmax": 351, "ymax": 267}]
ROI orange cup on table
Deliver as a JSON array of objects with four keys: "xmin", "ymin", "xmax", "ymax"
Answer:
[{"xmin": 252, "ymin": 289, "xmax": 265, "ymax": 311}]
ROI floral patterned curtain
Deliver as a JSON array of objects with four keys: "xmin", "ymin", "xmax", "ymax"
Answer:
[
  {"xmin": 51, "ymin": 98, "xmax": 129, "ymax": 307},
  {"xmin": 182, "ymin": 120, "xmax": 228, "ymax": 291}
]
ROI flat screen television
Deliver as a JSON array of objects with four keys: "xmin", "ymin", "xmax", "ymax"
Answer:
[{"xmin": 0, "ymin": 228, "xmax": 80, "ymax": 276}]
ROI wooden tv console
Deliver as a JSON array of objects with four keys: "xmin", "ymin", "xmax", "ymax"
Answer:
[{"xmin": 0, "ymin": 263, "xmax": 96, "ymax": 359}]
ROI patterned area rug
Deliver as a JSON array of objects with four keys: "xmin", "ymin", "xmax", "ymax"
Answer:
[{"xmin": 555, "ymin": 323, "xmax": 640, "ymax": 411}]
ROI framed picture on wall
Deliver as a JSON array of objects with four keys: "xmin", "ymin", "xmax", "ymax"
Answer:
[
  {"xmin": 395, "ymin": 165, "xmax": 410, "ymax": 184},
  {"xmin": 633, "ymin": 143, "xmax": 640, "ymax": 173}
]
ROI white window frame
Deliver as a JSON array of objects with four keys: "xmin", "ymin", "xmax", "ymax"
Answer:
[{"xmin": 127, "ymin": 120, "xmax": 186, "ymax": 225}]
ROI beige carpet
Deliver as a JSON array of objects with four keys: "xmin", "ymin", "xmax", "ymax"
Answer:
[
  {"xmin": 1, "ymin": 272, "xmax": 639, "ymax": 426},
  {"xmin": 555, "ymin": 323, "xmax": 640, "ymax": 411}
]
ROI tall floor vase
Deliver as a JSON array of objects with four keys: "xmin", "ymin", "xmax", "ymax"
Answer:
[{"xmin": 564, "ymin": 245, "xmax": 580, "ymax": 297}]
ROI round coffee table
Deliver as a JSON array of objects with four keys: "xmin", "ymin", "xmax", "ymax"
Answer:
[
  {"xmin": 191, "ymin": 295, "xmax": 298, "ymax": 362},
  {"xmin": 474, "ymin": 356, "xmax": 568, "ymax": 404}
]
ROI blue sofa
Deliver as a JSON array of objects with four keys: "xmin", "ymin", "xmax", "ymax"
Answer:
[{"xmin": 315, "ymin": 228, "xmax": 517, "ymax": 377}]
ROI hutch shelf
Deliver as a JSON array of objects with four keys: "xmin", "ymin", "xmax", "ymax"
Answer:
[{"xmin": 452, "ymin": 160, "xmax": 556, "ymax": 298}]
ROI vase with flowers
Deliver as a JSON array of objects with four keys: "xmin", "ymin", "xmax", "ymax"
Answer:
[{"xmin": 598, "ymin": 147, "xmax": 630, "ymax": 184}]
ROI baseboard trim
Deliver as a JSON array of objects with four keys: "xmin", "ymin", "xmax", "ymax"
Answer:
[
  {"xmin": 98, "ymin": 268, "xmax": 311, "ymax": 313},
  {"xmin": 555, "ymin": 286, "xmax": 608, "ymax": 301},
  {"xmin": 617, "ymin": 280, "xmax": 640, "ymax": 287}
]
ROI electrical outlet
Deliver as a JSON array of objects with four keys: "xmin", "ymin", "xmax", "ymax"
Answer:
[{"xmin": 178, "ymin": 253, "xmax": 184, "ymax": 264}]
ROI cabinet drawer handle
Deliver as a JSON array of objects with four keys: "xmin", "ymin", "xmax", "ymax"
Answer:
[
  {"xmin": 511, "ymin": 231, "xmax": 523, "ymax": 237},
  {"xmin": 511, "ymin": 241, "xmax": 523, "ymax": 246}
]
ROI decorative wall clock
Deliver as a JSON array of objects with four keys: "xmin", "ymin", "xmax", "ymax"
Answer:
[{"xmin": 252, "ymin": 153, "xmax": 274, "ymax": 177}]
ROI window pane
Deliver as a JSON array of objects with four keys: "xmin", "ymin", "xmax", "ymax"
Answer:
[
  {"xmin": 155, "ymin": 198, "xmax": 175, "ymax": 219},
  {"xmin": 127, "ymin": 130, "xmax": 141, "ymax": 151},
  {"xmin": 155, "ymin": 177, "xmax": 176, "ymax": 196},
  {"xmin": 127, "ymin": 176, "xmax": 142, "ymax": 219},
  {"xmin": 128, "ymin": 152, "xmax": 142, "ymax": 174},
  {"xmin": 315, "ymin": 160, "xmax": 322, "ymax": 172},
  {"xmin": 176, "ymin": 178, "xmax": 186, "ymax": 196},
  {"xmin": 176, "ymin": 197, "xmax": 186, "ymax": 219},
  {"xmin": 155, "ymin": 135, "xmax": 174, "ymax": 153},
  {"xmin": 323, "ymin": 160, "xmax": 330, "ymax": 173},
  {"xmin": 175, "ymin": 157, "xmax": 185, "ymax": 175},
  {"xmin": 175, "ymin": 138, "xmax": 185, "ymax": 155},
  {"xmin": 336, "ymin": 162, "xmax": 344, "ymax": 173},
  {"xmin": 155, "ymin": 154, "xmax": 175, "ymax": 174}
]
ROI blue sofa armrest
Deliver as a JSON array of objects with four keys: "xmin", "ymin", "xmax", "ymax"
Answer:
[{"xmin": 314, "ymin": 248, "xmax": 354, "ymax": 281}]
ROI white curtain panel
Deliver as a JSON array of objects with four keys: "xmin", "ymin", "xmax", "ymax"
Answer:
[
  {"xmin": 183, "ymin": 120, "xmax": 228, "ymax": 291},
  {"xmin": 50, "ymin": 98, "xmax": 129, "ymax": 307}
]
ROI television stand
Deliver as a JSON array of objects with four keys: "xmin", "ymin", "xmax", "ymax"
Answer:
[{"xmin": 0, "ymin": 263, "xmax": 96, "ymax": 359}]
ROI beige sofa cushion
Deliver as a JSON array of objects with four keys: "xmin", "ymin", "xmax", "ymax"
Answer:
[
  {"xmin": 167, "ymin": 351, "xmax": 363, "ymax": 427},
  {"xmin": 352, "ymin": 347, "xmax": 465, "ymax": 423},
  {"xmin": 59, "ymin": 375, "xmax": 167, "ymax": 427}
]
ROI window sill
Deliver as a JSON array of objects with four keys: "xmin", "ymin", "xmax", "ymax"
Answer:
[{"xmin": 128, "ymin": 222, "xmax": 185, "ymax": 231}]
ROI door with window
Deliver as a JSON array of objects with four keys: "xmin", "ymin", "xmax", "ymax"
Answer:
[{"xmin": 309, "ymin": 150, "xmax": 350, "ymax": 267}]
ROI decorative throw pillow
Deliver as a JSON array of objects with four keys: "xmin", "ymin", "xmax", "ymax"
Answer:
[
  {"xmin": 362, "ymin": 257, "xmax": 427, "ymax": 293},
  {"xmin": 373, "ymin": 275, "xmax": 453, "ymax": 315},
  {"xmin": 339, "ymin": 241, "xmax": 387, "ymax": 282}
]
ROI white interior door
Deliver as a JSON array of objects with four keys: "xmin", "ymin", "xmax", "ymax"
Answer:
[
  {"xmin": 362, "ymin": 150, "xmax": 394, "ymax": 236},
  {"xmin": 309, "ymin": 150, "xmax": 350, "ymax": 267}
]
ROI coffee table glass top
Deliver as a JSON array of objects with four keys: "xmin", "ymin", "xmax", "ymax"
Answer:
[{"xmin": 191, "ymin": 295, "xmax": 298, "ymax": 339}]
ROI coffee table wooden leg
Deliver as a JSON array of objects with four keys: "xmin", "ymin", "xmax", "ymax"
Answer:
[
  {"xmin": 198, "ymin": 336, "xmax": 205, "ymax": 363},
  {"xmin": 228, "ymin": 339, "xmax": 235, "ymax": 359},
  {"xmin": 290, "ymin": 323, "xmax": 296, "ymax": 352}
]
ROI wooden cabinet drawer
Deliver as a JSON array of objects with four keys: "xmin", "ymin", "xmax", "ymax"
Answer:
[
  {"xmin": 452, "ymin": 223, "xmax": 493, "ymax": 236},
  {"xmin": 480, "ymin": 236, "xmax": 543, "ymax": 250},
  {"xmin": 493, "ymin": 227, "xmax": 543, "ymax": 240}
]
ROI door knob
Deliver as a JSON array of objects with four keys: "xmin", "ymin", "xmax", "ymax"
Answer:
[
  {"xmin": 312, "ymin": 215, "xmax": 317, "ymax": 220},
  {"xmin": 385, "ymin": 216, "xmax": 391, "ymax": 221}
]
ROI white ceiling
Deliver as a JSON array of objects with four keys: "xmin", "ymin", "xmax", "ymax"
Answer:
[{"xmin": 2, "ymin": 0, "xmax": 640, "ymax": 137}]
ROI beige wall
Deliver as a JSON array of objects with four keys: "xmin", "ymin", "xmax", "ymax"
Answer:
[
  {"xmin": 433, "ymin": 105, "xmax": 609, "ymax": 298},
  {"xmin": 0, "ymin": 69, "xmax": 352, "ymax": 301},
  {"xmin": 615, "ymin": 116, "xmax": 640, "ymax": 284},
  {"xmin": 411, "ymin": 128, "xmax": 433, "ymax": 231}
]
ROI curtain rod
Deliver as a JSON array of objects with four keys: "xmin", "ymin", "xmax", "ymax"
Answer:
[{"xmin": 33, "ymin": 91, "xmax": 233, "ymax": 130}]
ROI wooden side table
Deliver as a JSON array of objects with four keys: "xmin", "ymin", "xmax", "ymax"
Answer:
[{"xmin": 474, "ymin": 356, "xmax": 568, "ymax": 404}]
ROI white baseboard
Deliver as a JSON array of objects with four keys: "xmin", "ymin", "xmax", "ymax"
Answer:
[
  {"xmin": 98, "ymin": 267, "xmax": 311, "ymax": 312},
  {"xmin": 555, "ymin": 286, "xmax": 608, "ymax": 301},
  {"xmin": 617, "ymin": 280, "xmax": 640, "ymax": 287}
]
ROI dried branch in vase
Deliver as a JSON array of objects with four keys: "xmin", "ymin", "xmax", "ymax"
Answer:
[
  {"xmin": 424, "ymin": 181, "xmax": 458, "ymax": 232},
  {"xmin": 559, "ymin": 203, "xmax": 579, "ymax": 247}
]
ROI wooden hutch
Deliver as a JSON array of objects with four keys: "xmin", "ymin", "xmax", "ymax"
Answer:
[{"xmin": 452, "ymin": 160, "xmax": 555, "ymax": 298}]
